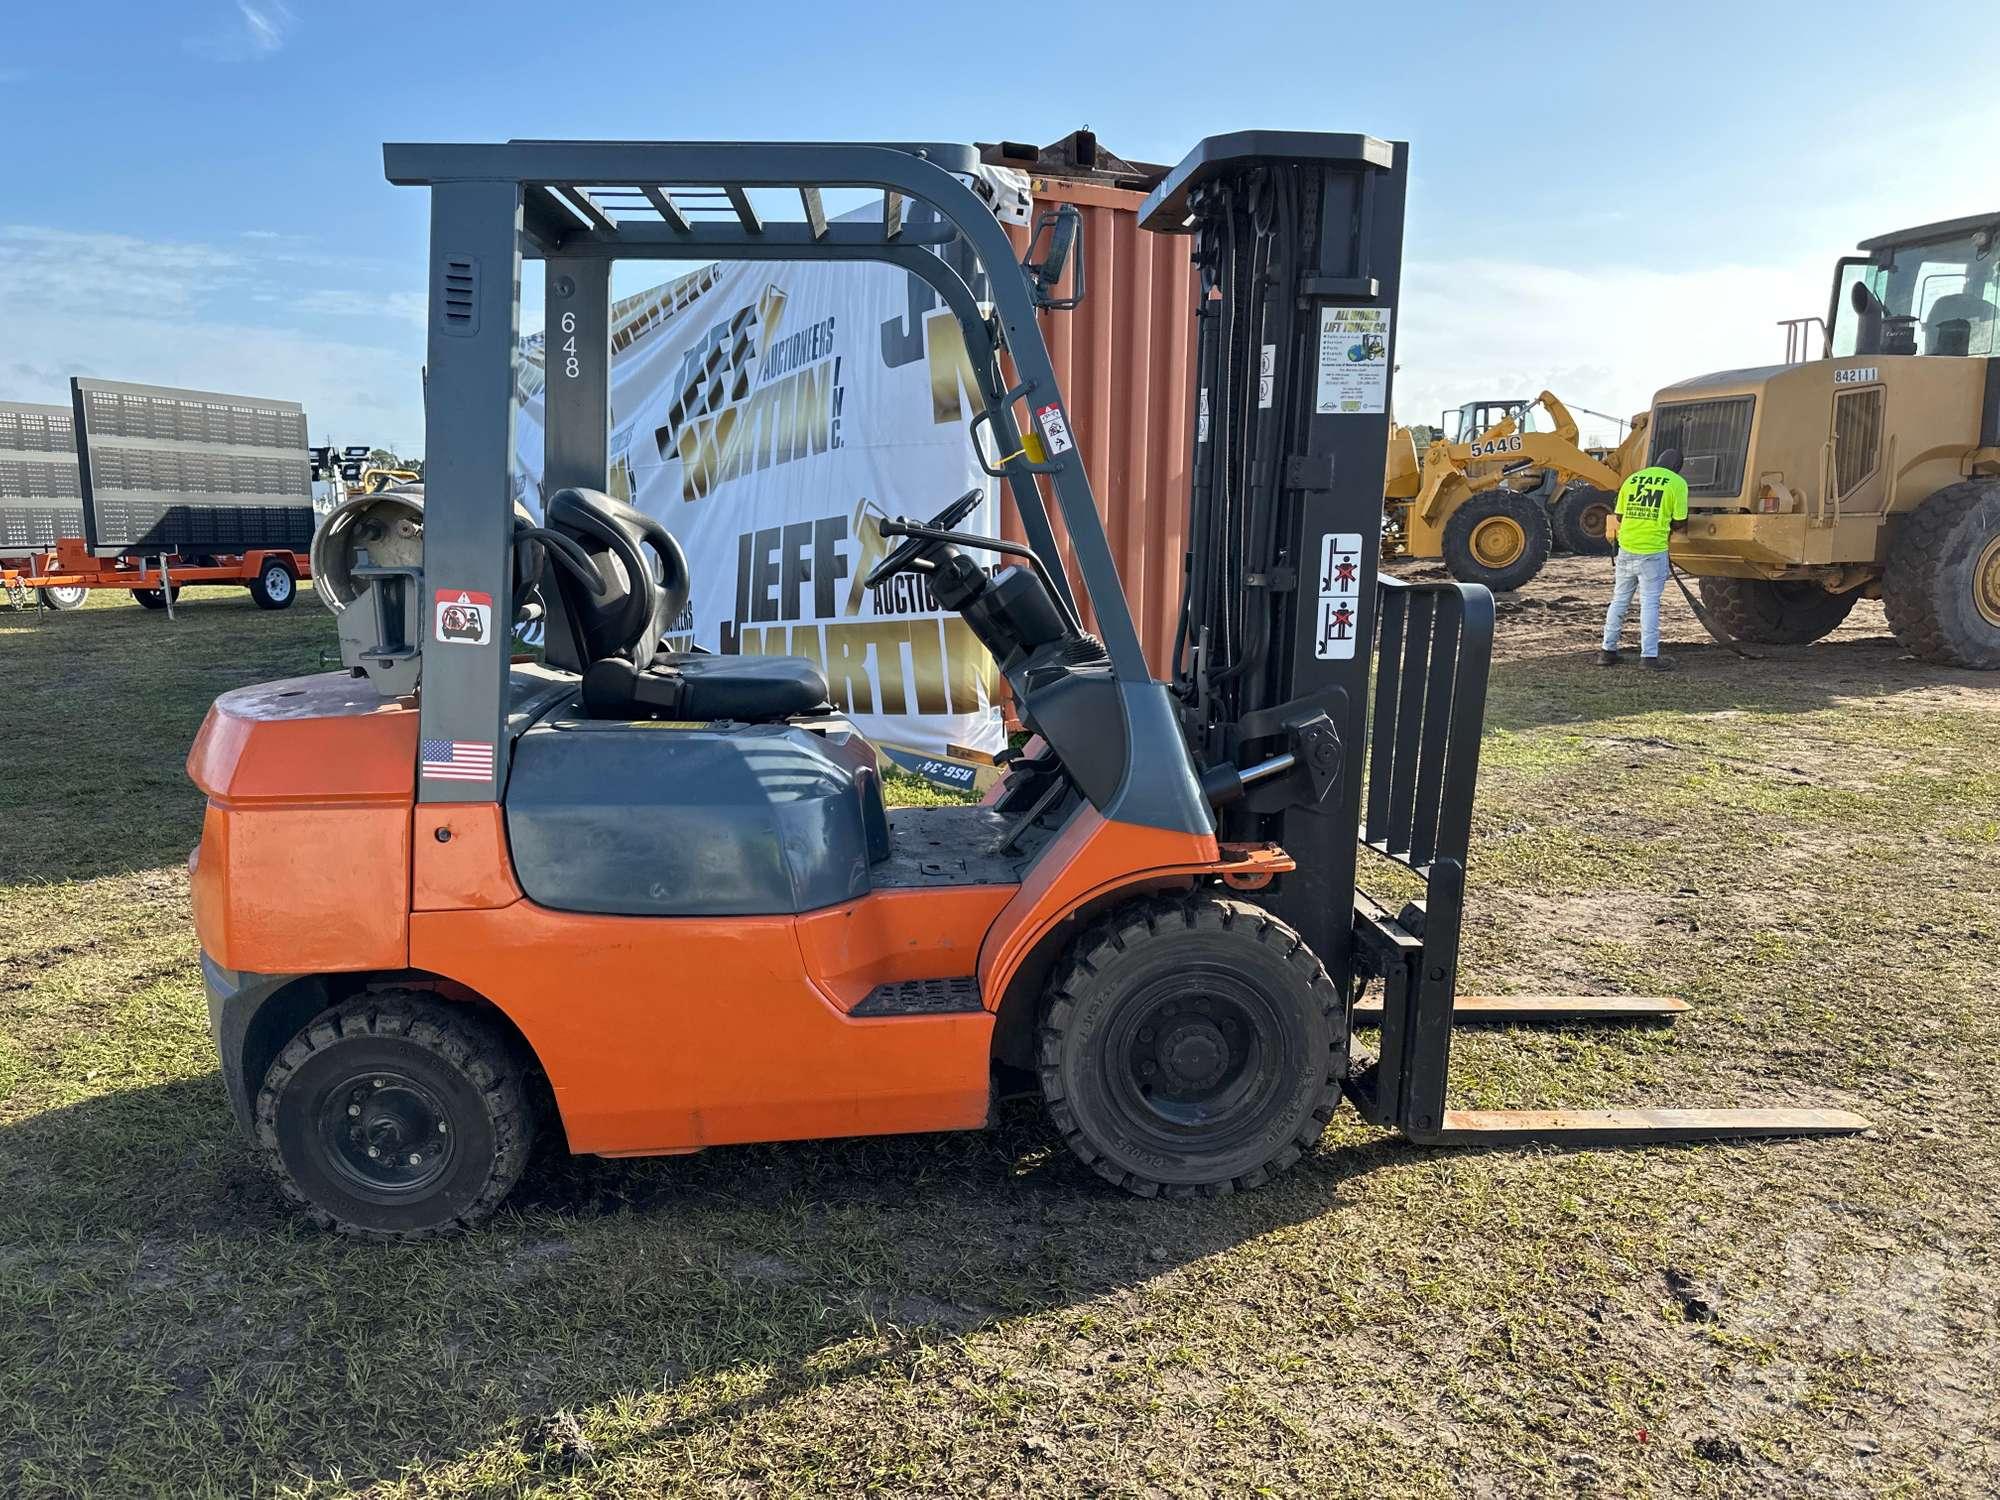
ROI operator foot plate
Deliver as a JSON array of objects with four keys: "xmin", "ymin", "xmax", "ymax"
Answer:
[
  {"xmin": 1408, "ymin": 1107, "xmax": 1871, "ymax": 1147},
  {"xmin": 1352, "ymin": 994, "xmax": 1688, "ymax": 1026}
]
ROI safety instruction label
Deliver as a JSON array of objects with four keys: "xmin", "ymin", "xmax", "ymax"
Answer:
[
  {"xmin": 1315, "ymin": 306, "xmax": 1391, "ymax": 415},
  {"xmin": 1258, "ymin": 344, "xmax": 1276, "ymax": 409},
  {"xmin": 433, "ymin": 588, "xmax": 493, "ymax": 646},
  {"xmin": 1197, "ymin": 387, "xmax": 1210, "ymax": 444},
  {"xmin": 1313, "ymin": 532, "xmax": 1364, "ymax": 660},
  {"xmin": 1034, "ymin": 402, "xmax": 1075, "ymax": 456}
]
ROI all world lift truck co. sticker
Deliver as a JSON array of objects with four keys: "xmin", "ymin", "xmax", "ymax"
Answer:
[
  {"xmin": 1314, "ymin": 532, "xmax": 1364, "ymax": 660},
  {"xmin": 1315, "ymin": 306, "xmax": 1391, "ymax": 415},
  {"xmin": 433, "ymin": 588, "xmax": 494, "ymax": 646}
]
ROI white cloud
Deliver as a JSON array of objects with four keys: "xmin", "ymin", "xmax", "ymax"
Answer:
[
  {"xmin": 185, "ymin": 1, "xmax": 296, "ymax": 62},
  {"xmin": 1395, "ymin": 253, "xmax": 1830, "ymax": 448},
  {"xmin": 0, "ymin": 225, "xmax": 425, "ymax": 449}
]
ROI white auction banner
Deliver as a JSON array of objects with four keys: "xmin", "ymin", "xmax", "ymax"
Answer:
[{"xmin": 513, "ymin": 207, "xmax": 1025, "ymax": 785}]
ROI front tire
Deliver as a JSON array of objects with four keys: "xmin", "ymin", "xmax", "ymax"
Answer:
[
  {"xmin": 133, "ymin": 586, "xmax": 179, "ymax": 610},
  {"xmin": 1440, "ymin": 489, "xmax": 1552, "ymax": 592},
  {"xmin": 1037, "ymin": 896, "xmax": 1342, "ymax": 1197},
  {"xmin": 1696, "ymin": 575, "xmax": 1859, "ymax": 645},
  {"xmin": 1552, "ymin": 484, "xmax": 1616, "ymax": 556},
  {"xmin": 1882, "ymin": 479, "xmax": 2000, "ymax": 668},
  {"xmin": 38, "ymin": 585, "xmax": 87, "ymax": 610},
  {"xmin": 248, "ymin": 556, "xmax": 296, "ymax": 610},
  {"xmin": 254, "ymin": 993, "xmax": 533, "ymax": 1239}
]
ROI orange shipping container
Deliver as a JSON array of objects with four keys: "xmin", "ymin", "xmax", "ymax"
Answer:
[{"xmin": 990, "ymin": 136, "xmax": 1196, "ymax": 679}]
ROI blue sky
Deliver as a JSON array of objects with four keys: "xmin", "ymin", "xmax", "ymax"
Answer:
[{"xmin": 2, "ymin": 0, "xmax": 1992, "ymax": 451}]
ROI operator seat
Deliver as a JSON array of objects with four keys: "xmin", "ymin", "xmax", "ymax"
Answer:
[
  {"xmin": 540, "ymin": 487, "xmax": 832, "ymax": 723},
  {"xmin": 1924, "ymin": 292, "xmax": 1997, "ymax": 357}
]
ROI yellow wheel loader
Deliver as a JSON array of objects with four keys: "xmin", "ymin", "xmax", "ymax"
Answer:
[
  {"xmin": 1658, "ymin": 211, "xmax": 2000, "ymax": 666},
  {"xmin": 1384, "ymin": 391, "xmax": 1645, "ymax": 591}
]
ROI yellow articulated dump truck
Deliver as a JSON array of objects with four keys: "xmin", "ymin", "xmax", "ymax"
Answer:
[
  {"xmin": 1658, "ymin": 211, "xmax": 2000, "ymax": 666},
  {"xmin": 1384, "ymin": 392, "xmax": 1646, "ymax": 591}
]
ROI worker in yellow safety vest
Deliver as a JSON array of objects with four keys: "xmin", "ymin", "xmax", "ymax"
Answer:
[{"xmin": 1599, "ymin": 448, "xmax": 1689, "ymax": 671}]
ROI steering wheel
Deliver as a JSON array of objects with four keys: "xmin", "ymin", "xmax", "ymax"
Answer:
[{"xmin": 864, "ymin": 488, "xmax": 984, "ymax": 589}]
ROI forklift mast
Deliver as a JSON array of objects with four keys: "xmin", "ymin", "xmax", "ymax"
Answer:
[
  {"xmin": 1144, "ymin": 136, "xmax": 1865, "ymax": 1148},
  {"xmin": 1142, "ymin": 133, "xmax": 1409, "ymax": 982}
]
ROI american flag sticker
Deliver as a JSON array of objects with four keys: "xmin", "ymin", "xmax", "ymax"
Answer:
[{"xmin": 421, "ymin": 738, "xmax": 496, "ymax": 783}]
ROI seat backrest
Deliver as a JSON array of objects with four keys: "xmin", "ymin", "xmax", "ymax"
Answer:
[{"xmin": 542, "ymin": 488, "xmax": 689, "ymax": 672}]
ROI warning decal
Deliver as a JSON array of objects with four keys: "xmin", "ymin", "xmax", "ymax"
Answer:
[
  {"xmin": 433, "ymin": 588, "xmax": 494, "ymax": 646},
  {"xmin": 1314, "ymin": 532, "xmax": 1364, "ymax": 660},
  {"xmin": 1315, "ymin": 306, "xmax": 1391, "ymax": 416},
  {"xmin": 1034, "ymin": 402, "xmax": 1075, "ymax": 456}
]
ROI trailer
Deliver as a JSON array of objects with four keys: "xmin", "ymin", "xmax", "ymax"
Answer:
[{"xmin": 2, "ymin": 536, "xmax": 307, "ymax": 614}]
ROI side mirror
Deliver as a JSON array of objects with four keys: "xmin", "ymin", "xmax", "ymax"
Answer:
[{"xmin": 1023, "ymin": 203, "xmax": 1086, "ymax": 311}]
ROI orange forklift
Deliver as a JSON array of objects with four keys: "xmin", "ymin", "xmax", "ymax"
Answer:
[{"xmin": 188, "ymin": 133, "xmax": 1864, "ymax": 1237}]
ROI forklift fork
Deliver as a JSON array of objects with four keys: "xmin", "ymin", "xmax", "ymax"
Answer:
[{"xmin": 1342, "ymin": 577, "xmax": 1868, "ymax": 1147}]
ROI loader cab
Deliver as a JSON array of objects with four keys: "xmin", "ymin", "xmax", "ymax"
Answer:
[
  {"xmin": 1830, "ymin": 212, "xmax": 2000, "ymax": 359},
  {"xmin": 1442, "ymin": 399, "xmax": 1542, "ymax": 444}
]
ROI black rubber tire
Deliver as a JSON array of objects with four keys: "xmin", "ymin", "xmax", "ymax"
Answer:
[
  {"xmin": 133, "ymin": 586, "xmax": 179, "ymax": 610},
  {"xmin": 1440, "ymin": 489, "xmax": 1553, "ymax": 592},
  {"xmin": 248, "ymin": 556, "xmax": 297, "ymax": 610},
  {"xmin": 254, "ymin": 992, "xmax": 533, "ymax": 1239},
  {"xmin": 1552, "ymin": 484, "xmax": 1617, "ymax": 557},
  {"xmin": 1037, "ymin": 895, "xmax": 1342, "ymax": 1198},
  {"xmin": 38, "ymin": 585, "xmax": 87, "ymax": 611},
  {"xmin": 1882, "ymin": 479, "xmax": 2000, "ymax": 669},
  {"xmin": 1695, "ymin": 575, "xmax": 1859, "ymax": 646}
]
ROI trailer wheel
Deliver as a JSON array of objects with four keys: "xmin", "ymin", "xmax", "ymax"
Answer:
[
  {"xmin": 1693, "ymin": 575, "xmax": 1857, "ymax": 645},
  {"xmin": 1552, "ymin": 484, "xmax": 1617, "ymax": 556},
  {"xmin": 1037, "ymin": 895, "xmax": 1342, "ymax": 1198},
  {"xmin": 38, "ymin": 585, "xmax": 88, "ymax": 611},
  {"xmin": 254, "ymin": 992, "xmax": 534, "ymax": 1239},
  {"xmin": 249, "ymin": 557, "xmax": 297, "ymax": 610},
  {"xmin": 133, "ymin": 586, "xmax": 180, "ymax": 610},
  {"xmin": 1440, "ymin": 489, "xmax": 1551, "ymax": 592},
  {"xmin": 1882, "ymin": 479, "xmax": 2000, "ymax": 669}
]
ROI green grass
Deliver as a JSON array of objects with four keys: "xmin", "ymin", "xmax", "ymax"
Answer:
[{"xmin": 2, "ymin": 580, "xmax": 1998, "ymax": 1496}]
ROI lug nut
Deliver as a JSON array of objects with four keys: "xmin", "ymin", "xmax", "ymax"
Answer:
[
  {"xmin": 408, "ymin": 1153, "xmax": 422, "ymax": 1166},
  {"xmin": 367, "ymin": 1147, "xmax": 380, "ymax": 1159},
  {"xmin": 437, "ymin": 1122, "xmax": 448, "ymax": 1134},
  {"xmin": 372, "ymin": 1079, "xmax": 384, "ymax": 1089},
  {"xmin": 348, "ymin": 1104, "xmax": 361, "ymax": 1117}
]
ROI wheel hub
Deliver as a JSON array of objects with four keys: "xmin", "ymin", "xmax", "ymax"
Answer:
[
  {"xmin": 1471, "ymin": 514, "xmax": 1526, "ymax": 567},
  {"xmin": 1159, "ymin": 1019, "xmax": 1229, "ymax": 1090},
  {"xmin": 1976, "ymin": 535, "xmax": 2000, "ymax": 629},
  {"xmin": 317, "ymin": 1070, "xmax": 455, "ymax": 1196},
  {"xmin": 1119, "ymin": 981, "xmax": 1267, "ymax": 1131}
]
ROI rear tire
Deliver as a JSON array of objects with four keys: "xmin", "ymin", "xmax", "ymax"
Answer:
[
  {"xmin": 133, "ymin": 586, "xmax": 179, "ymax": 610},
  {"xmin": 1695, "ymin": 575, "xmax": 1859, "ymax": 645},
  {"xmin": 248, "ymin": 556, "xmax": 296, "ymax": 610},
  {"xmin": 1037, "ymin": 895, "xmax": 1342, "ymax": 1197},
  {"xmin": 38, "ymin": 585, "xmax": 87, "ymax": 611},
  {"xmin": 1441, "ymin": 489, "xmax": 1552, "ymax": 592},
  {"xmin": 1552, "ymin": 484, "xmax": 1617, "ymax": 557},
  {"xmin": 254, "ymin": 992, "xmax": 534, "ymax": 1239},
  {"xmin": 1882, "ymin": 479, "xmax": 2000, "ymax": 668}
]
